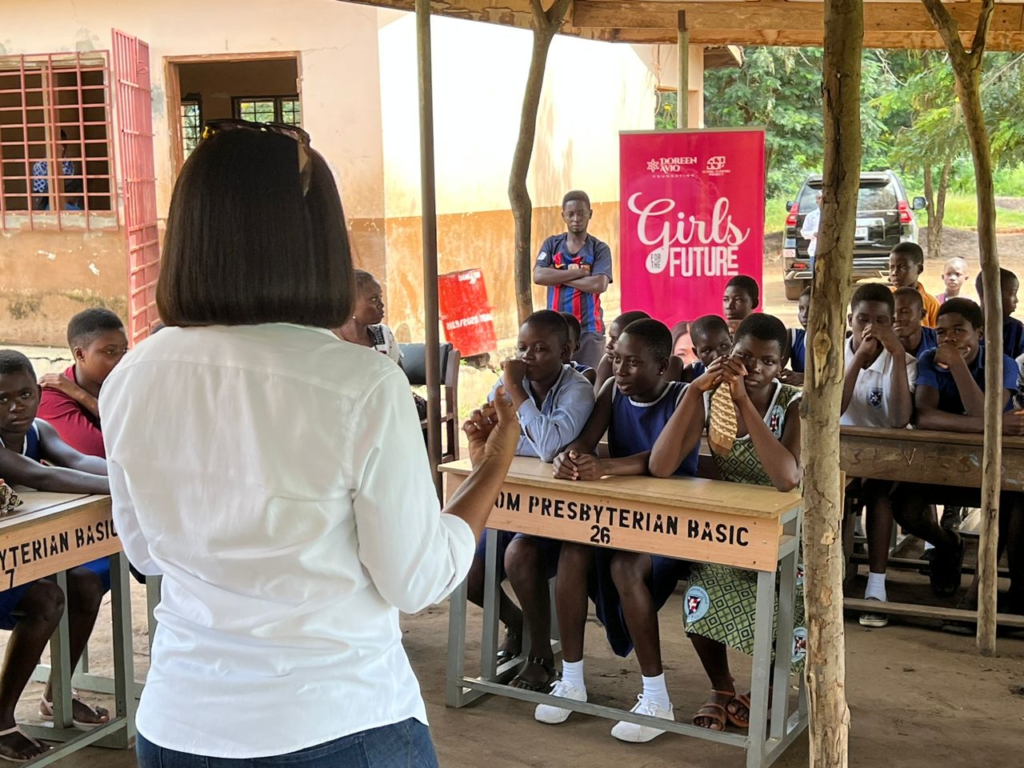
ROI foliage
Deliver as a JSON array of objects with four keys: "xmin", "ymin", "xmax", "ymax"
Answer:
[{"xmin": 703, "ymin": 47, "xmax": 1024, "ymax": 201}]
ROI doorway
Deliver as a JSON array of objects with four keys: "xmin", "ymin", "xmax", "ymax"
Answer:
[{"xmin": 165, "ymin": 54, "xmax": 301, "ymax": 173}]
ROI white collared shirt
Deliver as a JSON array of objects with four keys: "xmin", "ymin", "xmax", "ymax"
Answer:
[
  {"xmin": 840, "ymin": 337, "xmax": 918, "ymax": 428},
  {"xmin": 100, "ymin": 324, "xmax": 475, "ymax": 758}
]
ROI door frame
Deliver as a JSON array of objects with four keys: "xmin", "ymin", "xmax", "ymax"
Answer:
[{"xmin": 163, "ymin": 51, "xmax": 303, "ymax": 181}]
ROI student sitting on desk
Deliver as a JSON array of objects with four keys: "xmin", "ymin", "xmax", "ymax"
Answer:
[
  {"xmin": 539, "ymin": 319, "xmax": 698, "ymax": 742},
  {"xmin": 780, "ymin": 286, "xmax": 811, "ymax": 387},
  {"xmin": 893, "ymin": 298, "xmax": 1024, "ymax": 613},
  {"xmin": 593, "ymin": 310, "xmax": 649, "ymax": 392},
  {"xmin": 893, "ymin": 287, "xmax": 938, "ymax": 359},
  {"xmin": 975, "ymin": 268, "xmax": 1024, "ymax": 359},
  {"xmin": 464, "ymin": 310, "xmax": 595, "ymax": 693},
  {"xmin": 559, "ymin": 312, "xmax": 597, "ymax": 385},
  {"xmin": 839, "ymin": 284, "xmax": 917, "ymax": 628},
  {"xmin": 722, "ymin": 275, "xmax": 759, "ymax": 334},
  {"xmin": 651, "ymin": 314, "xmax": 803, "ymax": 733},
  {"xmin": 0, "ymin": 350, "xmax": 111, "ymax": 762},
  {"xmin": 683, "ymin": 315, "xmax": 733, "ymax": 383},
  {"xmin": 889, "ymin": 242, "xmax": 940, "ymax": 328}
]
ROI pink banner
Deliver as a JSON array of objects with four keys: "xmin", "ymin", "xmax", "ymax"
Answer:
[{"xmin": 619, "ymin": 130, "xmax": 765, "ymax": 327}]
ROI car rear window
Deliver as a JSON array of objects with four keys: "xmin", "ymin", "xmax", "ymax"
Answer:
[{"xmin": 797, "ymin": 181, "xmax": 898, "ymax": 212}]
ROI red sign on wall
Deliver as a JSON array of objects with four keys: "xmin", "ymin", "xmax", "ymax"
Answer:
[
  {"xmin": 619, "ymin": 130, "xmax": 766, "ymax": 326},
  {"xmin": 439, "ymin": 269, "xmax": 497, "ymax": 358}
]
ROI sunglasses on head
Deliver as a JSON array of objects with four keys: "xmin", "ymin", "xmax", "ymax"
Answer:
[{"xmin": 202, "ymin": 119, "xmax": 313, "ymax": 195}]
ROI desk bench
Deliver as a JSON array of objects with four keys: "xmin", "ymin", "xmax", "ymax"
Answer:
[
  {"xmin": 441, "ymin": 458, "xmax": 805, "ymax": 768},
  {"xmin": 1, "ymin": 491, "xmax": 136, "ymax": 765}
]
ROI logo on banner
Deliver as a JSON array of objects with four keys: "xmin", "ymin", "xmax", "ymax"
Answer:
[
  {"xmin": 646, "ymin": 156, "xmax": 698, "ymax": 176},
  {"xmin": 706, "ymin": 155, "xmax": 727, "ymax": 173}
]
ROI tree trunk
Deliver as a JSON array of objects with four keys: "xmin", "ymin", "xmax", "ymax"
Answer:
[
  {"xmin": 933, "ymin": 158, "xmax": 952, "ymax": 263},
  {"xmin": 508, "ymin": 0, "xmax": 572, "ymax": 325},
  {"xmin": 920, "ymin": 0, "xmax": 1000, "ymax": 656},
  {"xmin": 802, "ymin": 1, "xmax": 861, "ymax": 766},
  {"xmin": 924, "ymin": 165, "xmax": 938, "ymax": 260}
]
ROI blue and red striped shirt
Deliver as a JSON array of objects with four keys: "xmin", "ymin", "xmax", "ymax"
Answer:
[{"xmin": 535, "ymin": 233, "xmax": 613, "ymax": 334}]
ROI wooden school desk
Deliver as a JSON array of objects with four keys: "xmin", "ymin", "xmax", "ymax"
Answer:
[
  {"xmin": 0, "ymin": 491, "xmax": 136, "ymax": 765},
  {"xmin": 840, "ymin": 427, "xmax": 1024, "ymax": 629},
  {"xmin": 441, "ymin": 458, "xmax": 805, "ymax": 768}
]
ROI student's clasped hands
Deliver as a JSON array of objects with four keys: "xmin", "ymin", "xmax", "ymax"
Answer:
[
  {"xmin": 463, "ymin": 386, "xmax": 520, "ymax": 467},
  {"xmin": 933, "ymin": 342, "xmax": 966, "ymax": 371},
  {"xmin": 694, "ymin": 355, "xmax": 749, "ymax": 402},
  {"xmin": 553, "ymin": 450, "xmax": 604, "ymax": 481}
]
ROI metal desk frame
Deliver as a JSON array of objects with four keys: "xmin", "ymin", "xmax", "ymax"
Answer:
[
  {"xmin": 446, "ymin": 502, "xmax": 806, "ymax": 768},
  {"xmin": 20, "ymin": 552, "xmax": 137, "ymax": 766}
]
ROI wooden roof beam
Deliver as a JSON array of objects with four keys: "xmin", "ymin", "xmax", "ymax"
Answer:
[{"xmin": 571, "ymin": 1, "xmax": 1024, "ymax": 35}]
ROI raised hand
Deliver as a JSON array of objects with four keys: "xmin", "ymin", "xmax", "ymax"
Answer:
[{"xmin": 463, "ymin": 387, "xmax": 520, "ymax": 468}]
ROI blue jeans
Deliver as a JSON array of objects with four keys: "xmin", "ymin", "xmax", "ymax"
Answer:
[{"xmin": 137, "ymin": 719, "xmax": 439, "ymax": 768}]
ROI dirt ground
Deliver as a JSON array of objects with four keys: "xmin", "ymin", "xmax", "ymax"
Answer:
[{"xmin": 8, "ymin": 562, "xmax": 1022, "ymax": 768}]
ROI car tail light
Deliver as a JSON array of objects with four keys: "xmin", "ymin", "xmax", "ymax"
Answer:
[
  {"xmin": 898, "ymin": 200, "xmax": 912, "ymax": 225},
  {"xmin": 793, "ymin": 261, "xmax": 807, "ymax": 270},
  {"xmin": 786, "ymin": 205, "xmax": 799, "ymax": 228}
]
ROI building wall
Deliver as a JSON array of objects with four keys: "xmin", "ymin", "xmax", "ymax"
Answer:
[
  {"xmin": 2, "ymin": 1, "xmax": 684, "ymax": 347},
  {"xmin": 0, "ymin": 0, "xmax": 386, "ymax": 344},
  {"xmin": 377, "ymin": 14, "xmax": 657, "ymax": 342}
]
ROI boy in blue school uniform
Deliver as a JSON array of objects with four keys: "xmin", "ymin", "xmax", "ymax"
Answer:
[
  {"xmin": 893, "ymin": 299, "xmax": 1024, "ymax": 612},
  {"xmin": 464, "ymin": 311, "xmax": 595, "ymax": 692},
  {"xmin": 683, "ymin": 315, "xmax": 732, "ymax": 383},
  {"xmin": 533, "ymin": 191, "xmax": 613, "ymax": 369},
  {"xmin": 0, "ymin": 351, "xmax": 111, "ymax": 762},
  {"xmin": 894, "ymin": 287, "xmax": 938, "ymax": 359},
  {"xmin": 780, "ymin": 286, "xmax": 811, "ymax": 386},
  {"xmin": 975, "ymin": 268, "xmax": 1024, "ymax": 359},
  {"xmin": 539, "ymin": 319, "xmax": 699, "ymax": 742}
]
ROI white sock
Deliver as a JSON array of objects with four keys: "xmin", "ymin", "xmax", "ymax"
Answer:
[
  {"xmin": 641, "ymin": 673, "xmax": 671, "ymax": 710},
  {"xmin": 561, "ymin": 659, "xmax": 585, "ymax": 692},
  {"xmin": 923, "ymin": 541, "xmax": 935, "ymax": 552},
  {"xmin": 865, "ymin": 572, "xmax": 887, "ymax": 603}
]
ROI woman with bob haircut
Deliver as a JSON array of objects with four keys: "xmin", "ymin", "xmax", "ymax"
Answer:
[{"xmin": 100, "ymin": 121, "xmax": 520, "ymax": 767}]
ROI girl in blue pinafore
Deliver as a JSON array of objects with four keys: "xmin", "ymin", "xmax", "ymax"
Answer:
[
  {"xmin": 536, "ymin": 319, "xmax": 699, "ymax": 744},
  {"xmin": 650, "ymin": 314, "xmax": 804, "ymax": 735}
]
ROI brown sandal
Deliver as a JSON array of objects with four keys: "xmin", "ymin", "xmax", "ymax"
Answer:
[
  {"xmin": 508, "ymin": 656, "xmax": 556, "ymax": 692},
  {"xmin": 693, "ymin": 690, "xmax": 732, "ymax": 731},
  {"xmin": 727, "ymin": 692, "xmax": 752, "ymax": 729}
]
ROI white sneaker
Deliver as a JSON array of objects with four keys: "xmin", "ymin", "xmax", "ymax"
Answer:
[
  {"xmin": 534, "ymin": 680, "xmax": 587, "ymax": 724},
  {"xmin": 610, "ymin": 695, "xmax": 674, "ymax": 743}
]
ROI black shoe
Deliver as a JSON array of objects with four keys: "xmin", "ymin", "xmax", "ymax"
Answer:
[
  {"xmin": 940, "ymin": 506, "xmax": 966, "ymax": 531},
  {"xmin": 918, "ymin": 548, "xmax": 936, "ymax": 575},
  {"xmin": 930, "ymin": 535, "xmax": 966, "ymax": 598}
]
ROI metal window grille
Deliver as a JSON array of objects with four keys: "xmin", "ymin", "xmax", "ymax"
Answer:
[
  {"xmin": 0, "ymin": 51, "xmax": 117, "ymax": 232},
  {"xmin": 234, "ymin": 96, "xmax": 301, "ymax": 126},
  {"xmin": 181, "ymin": 99, "xmax": 202, "ymax": 158}
]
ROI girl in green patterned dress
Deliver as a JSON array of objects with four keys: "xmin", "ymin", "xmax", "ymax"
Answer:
[{"xmin": 650, "ymin": 314, "xmax": 802, "ymax": 732}]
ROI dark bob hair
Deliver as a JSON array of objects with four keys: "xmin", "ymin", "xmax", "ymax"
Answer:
[{"xmin": 157, "ymin": 129, "xmax": 354, "ymax": 328}]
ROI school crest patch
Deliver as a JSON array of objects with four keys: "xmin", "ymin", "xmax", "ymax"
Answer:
[
  {"xmin": 796, "ymin": 564, "xmax": 805, "ymax": 587},
  {"xmin": 869, "ymin": 388, "xmax": 884, "ymax": 408},
  {"xmin": 792, "ymin": 627, "xmax": 808, "ymax": 664},
  {"xmin": 768, "ymin": 407, "xmax": 784, "ymax": 436},
  {"xmin": 684, "ymin": 586, "xmax": 711, "ymax": 624}
]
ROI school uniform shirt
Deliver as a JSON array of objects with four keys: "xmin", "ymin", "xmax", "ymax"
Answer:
[
  {"xmin": 489, "ymin": 364, "xmax": 595, "ymax": 462},
  {"xmin": 99, "ymin": 324, "xmax": 476, "ymax": 758},
  {"xmin": 36, "ymin": 365, "xmax": 105, "ymax": 458},
  {"xmin": 1004, "ymin": 317, "xmax": 1024, "ymax": 360},
  {"xmin": 840, "ymin": 339, "xmax": 918, "ymax": 428},
  {"xmin": 917, "ymin": 345, "xmax": 1019, "ymax": 415},
  {"xmin": 789, "ymin": 328, "xmax": 807, "ymax": 373},
  {"xmin": 910, "ymin": 326, "xmax": 938, "ymax": 359},
  {"xmin": 610, "ymin": 381, "xmax": 698, "ymax": 476},
  {"xmin": 534, "ymin": 233, "xmax": 613, "ymax": 334}
]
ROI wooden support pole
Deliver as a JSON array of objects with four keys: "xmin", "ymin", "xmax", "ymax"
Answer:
[
  {"xmin": 919, "ymin": 0, "xmax": 1000, "ymax": 656},
  {"xmin": 676, "ymin": 12, "xmax": 689, "ymax": 128},
  {"xmin": 508, "ymin": 0, "xmax": 573, "ymax": 325},
  {"xmin": 802, "ymin": 0, "xmax": 861, "ymax": 765},
  {"xmin": 416, "ymin": 0, "xmax": 443, "ymax": 496}
]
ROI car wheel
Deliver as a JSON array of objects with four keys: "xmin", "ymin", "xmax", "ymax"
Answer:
[{"xmin": 785, "ymin": 279, "xmax": 807, "ymax": 301}]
